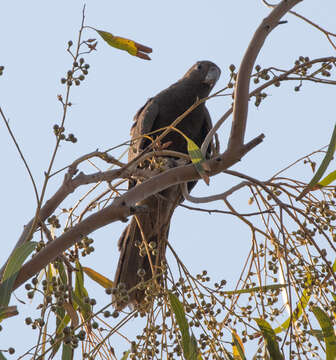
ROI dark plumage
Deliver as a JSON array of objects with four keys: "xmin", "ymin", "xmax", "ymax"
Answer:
[{"xmin": 114, "ymin": 61, "xmax": 221, "ymax": 308}]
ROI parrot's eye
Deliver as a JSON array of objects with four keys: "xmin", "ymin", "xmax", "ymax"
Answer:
[{"xmin": 196, "ymin": 63, "xmax": 203, "ymax": 70}]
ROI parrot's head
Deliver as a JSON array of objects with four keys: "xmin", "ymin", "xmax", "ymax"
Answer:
[{"xmin": 184, "ymin": 61, "xmax": 221, "ymax": 91}]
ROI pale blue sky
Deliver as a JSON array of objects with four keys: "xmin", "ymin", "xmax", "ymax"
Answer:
[{"xmin": 1, "ymin": 0, "xmax": 336, "ymax": 357}]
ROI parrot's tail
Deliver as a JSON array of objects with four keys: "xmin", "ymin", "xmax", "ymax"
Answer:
[{"xmin": 113, "ymin": 186, "xmax": 182, "ymax": 309}]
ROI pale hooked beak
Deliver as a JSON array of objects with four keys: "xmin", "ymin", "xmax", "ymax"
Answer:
[{"xmin": 204, "ymin": 66, "xmax": 221, "ymax": 86}]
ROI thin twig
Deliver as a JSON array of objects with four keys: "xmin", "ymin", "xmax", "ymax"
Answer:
[
  {"xmin": 262, "ymin": 0, "xmax": 336, "ymax": 51},
  {"xmin": 0, "ymin": 107, "xmax": 39, "ymax": 203},
  {"xmin": 181, "ymin": 181, "xmax": 249, "ymax": 203},
  {"xmin": 180, "ymin": 203, "xmax": 274, "ymax": 217}
]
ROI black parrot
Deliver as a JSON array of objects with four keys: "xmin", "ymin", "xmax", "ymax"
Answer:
[{"xmin": 114, "ymin": 61, "xmax": 221, "ymax": 308}]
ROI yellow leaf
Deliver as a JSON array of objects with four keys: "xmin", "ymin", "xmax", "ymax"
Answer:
[
  {"xmin": 232, "ymin": 330, "xmax": 246, "ymax": 359},
  {"xmin": 170, "ymin": 126, "xmax": 209, "ymax": 185},
  {"xmin": 187, "ymin": 138, "xmax": 209, "ymax": 185},
  {"xmin": 94, "ymin": 29, "xmax": 152, "ymax": 60},
  {"xmin": 274, "ymin": 273, "xmax": 311, "ymax": 334},
  {"xmin": 82, "ymin": 267, "xmax": 114, "ymax": 289},
  {"xmin": 319, "ymin": 170, "xmax": 336, "ymax": 187}
]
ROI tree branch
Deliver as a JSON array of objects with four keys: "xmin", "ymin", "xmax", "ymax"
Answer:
[
  {"xmin": 202, "ymin": 56, "xmax": 336, "ymax": 157},
  {"xmin": 228, "ymin": 0, "xmax": 303, "ymax": 150},
  {"xmin": 180, "ymin": 203, "xmax": 274, "ymax": 217},
  {"xmin": 262, "ymin": 0, "xmax": 336, "ymax": 51},
  {"xmin": 13, "ymin": 134, "xmax": 264, "ymax": 290},
  {"xmin": 181, "ymin": 181, "xmax": 250, "ymax": 203}
]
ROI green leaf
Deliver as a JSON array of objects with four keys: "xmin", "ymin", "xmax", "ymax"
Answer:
[
  {"xmin": 0, "ymin": 351, "xmax": 7, "ymax": 360},
  {"xmin": 308, "ymin": 124, "xmax": 336, "ymax": 182},
  {"xmin": 71, "ymin": 292, "xmax": 90, "ymax": 318},
  {"xmin": 312, "ymin": 306, "xmax": 336, "ymax": 360},
  {"xmin": 74, "ymin": 261, "xmax": 91, "ymax": 321},
  {"xmin": 223, "ymin": 284, "xmax": 286, "ymax": 295},
  {"xmin": 186, "ymin": 138, "xmax": 209, "ymax": 185},
  {"xmin": 93, "ymin": 29, "xmax": 152, "ymax": 60},
  {"xmin": 190, "ymin": 333, "xmax": 199, "ymax": 360},
  {"xmin": 74, "ymin": 260, "xmax": 89, "ymax": 299},
  {"xmin": 168, "ymin": 292, "xmax": 190, "ymax": 357},
  {"xmin": 52, "ymin": 305, "xmax": 66, "ymax": 358},
  {"xmin": 55, "ymin": 313, "xmax": 71, "ymax": 336},
  {"xmin": 45, "ymin": 264, "xmax": 55, "ymax": 294},
  {"xmin": 121, "ymin": 350, "xmax": 130, "ymax": 360},
  {"xmin": 51, "ymin": 316, "xmax": 64, "ymax": 359},
  {"xmin": 0, "ymin": 242, "xmax": 37, "ymax": 312},
  {"xmin": 255, "ymin": 318, "xmax": 283, "ymax": 360},
  {"xmin": 274, "ymin": 274, "xmax": 311, "ymax": 334},
  {"xmin": 61, "ymin": 342, "xmax": 73, "ymax": 360},
  {"xmin": 57, "ymin": 261, "xmax": 68, "ymax": 285},
  {"xmin": 297, "ymin": 124, "xmax": 336, "ymax": 199},
  {"xmin": 168, "ymin": 291, "xmax": 194, "ymax": 360},
  {"xmin": 169, "ymin": 126, "xmax": 209, "ymax": 185},
  {"xmin": 51, "ymin": 263, "xmax": 69, "ymax": 358},
  {"xmin": 319, "ymin": 170, "xmax": 336, "ymax": 187}
]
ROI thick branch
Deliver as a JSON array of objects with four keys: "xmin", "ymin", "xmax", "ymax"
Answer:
[
  {"xmin": 0, "ymin": 166, "xmax": 137, "ymax": 277},
  {"xmin": 13, "ymin": 134, "xmax": 264, "ymax": 290},
  {"xmin": 228, "ymin": 0, "xmax": 303, "ymax": 149},
  {"xmin": 13, "ymin": 204, "xmax": 135, "ymax": 290}
]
